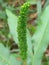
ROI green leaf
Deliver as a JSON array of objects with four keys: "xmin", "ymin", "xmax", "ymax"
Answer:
[
  {"xmin": 6, "ymin": 9, "xmax": 33, "ymax": 64},
  {"xmin": 32, "ymin": 6, "xmax": 49, "ymax": 65},
  {"xmin": 27, "ymin": 30, "xmax": 33, "ymax": 55},
  {"xmin": 0, "ymin": 43, "xmax": 21, "ymax": 65},
  {"xmin": 6, "ymin": 9, "xmax": 33, "ymax": 53},
  {"xmin": 27, "ymin": 30, "xmax": 33, "ymax": 65},
  {"xmin": 6, "ymin": 9, "xmax": 18, "ymax": 44}
]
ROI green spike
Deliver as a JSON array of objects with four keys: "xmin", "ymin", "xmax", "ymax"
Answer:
[{"xmin": 17, "ymin": 2, "xmax": 30, "ymax": 60}]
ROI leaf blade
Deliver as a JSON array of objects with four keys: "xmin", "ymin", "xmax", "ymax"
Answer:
[{"xmin": 32, "ymin": 6, "xmax": 49, "ymax": 65}]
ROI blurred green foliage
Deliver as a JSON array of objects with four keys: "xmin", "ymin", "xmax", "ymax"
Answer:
[{"xmin": 0, "ymin": 0, "xmax": 49, "ymax": 65}]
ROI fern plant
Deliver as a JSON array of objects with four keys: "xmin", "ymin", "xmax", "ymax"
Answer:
[{"xmin": 0, "ymin": 1, "xmax": 49, "ymax": 65}]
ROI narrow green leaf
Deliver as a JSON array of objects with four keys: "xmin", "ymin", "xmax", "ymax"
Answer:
[
  {"xmin": 27, "ymin": 30, "xmax": 33, "ymax": 65},
  {"xmin": 6, "ymin": 9, "xmax": 18, "ymax": 44},
  {"xmin": 32, "ymin": 6, "xmax": 49, "ymax": 65},
  {"xmin": 6, "ymin": 9, "xmax": 33, "ymax": 64},
  {"xmin": 6, "ymin": 9, "xmax": 33, "ymax": 54}
]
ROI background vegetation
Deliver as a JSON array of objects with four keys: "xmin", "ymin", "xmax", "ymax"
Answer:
[{"xmin": 0, "ymin": 0, "xmax": 49, "ymax": 65}]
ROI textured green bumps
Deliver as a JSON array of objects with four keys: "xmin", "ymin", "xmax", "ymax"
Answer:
[{"xmin": 17, "ymin": 2, "xmax": 30, "ymax": 60}]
